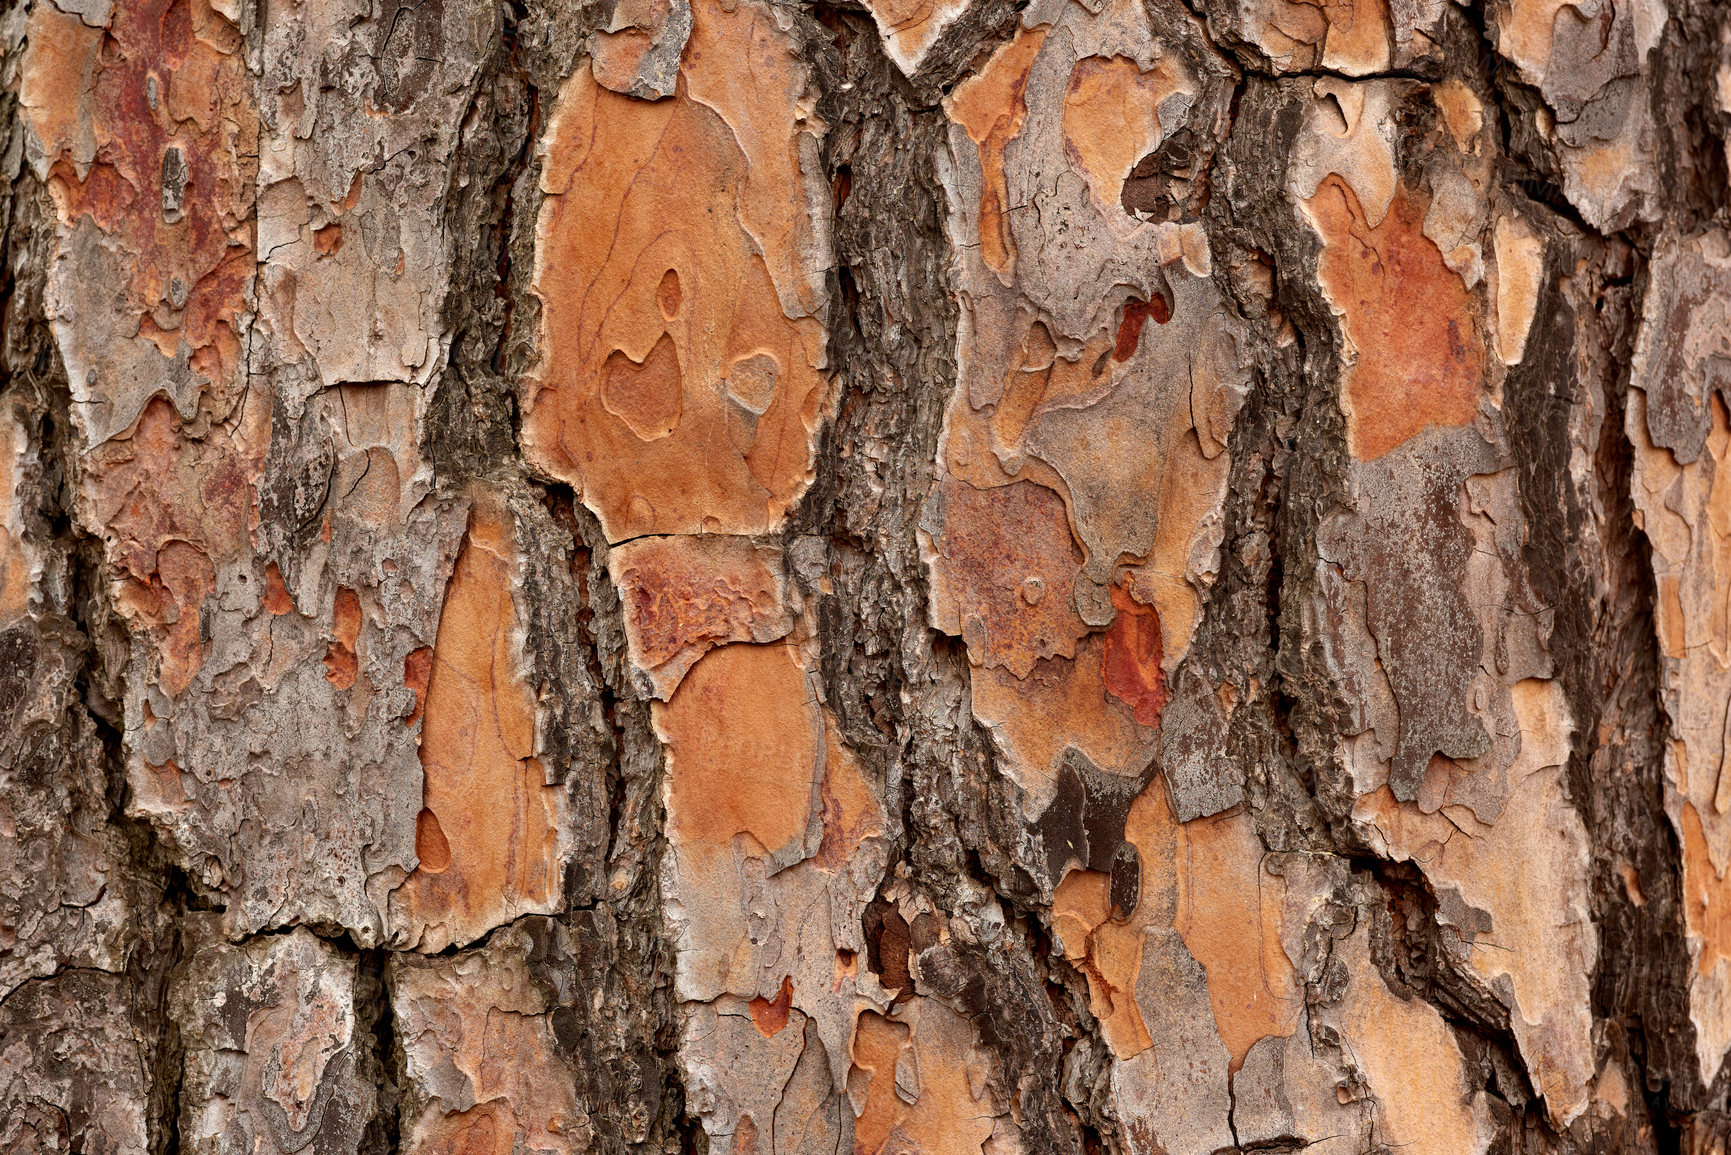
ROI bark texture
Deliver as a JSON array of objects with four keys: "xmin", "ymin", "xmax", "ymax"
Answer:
[{"xmin": 0, "ymin": 0, "xmax": 1728, "ymax": 1150}]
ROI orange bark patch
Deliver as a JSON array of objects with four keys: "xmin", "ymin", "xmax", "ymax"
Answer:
[
  {"xmin": 589, "ymin": 0, "xmax": 686, "ymax": 97},
  {"xmin": 924, "ymin": 477, "xmax": 1091, "ymax": 677},
  {"xmin": 18, "ymin": 7, "xmax": 102, "ymax": 176},
  {"xmin": 608, "ymin": 535, "xmax": 790, "ymax": 698},
  {"xmin": 0, "ymin": 408, "xmax": 33, "ymax": 626},
  {"xmin": 137, "ymin": 757, "xmax": 190, "ymax": 813},
  {"xmin": 849, "ymin": 999, "xmax": 1002, "ymax": 1155},
  {"xmin": 1683, "ymin": 802, "xmax": 1731, "ymax": 977},
  {"xmin": 599, "ymin": 334, "xmax": 684, "ymax": 442},
  {"xmin": 526, "ymin": 0, "xmax": 829, "ymax": 540},
  {"xmin": 1492, "ymin": 215, "xmax": 1544, "ymax": 366},
  {"xmin": 653, "ymin": 640, "xmax": 850, "ymax": 1000},
  {"xmin": 859, "ymin": 0, "xmax": 963, "ymax": 60},
  {"xmin": 1165, "ymin": 808, "xmax": 1299, "ymax": 1069},
  {"xmin": 25, "ymin": 0, "xmax": 256, "ymax": 397},
  {"xmin": 748, "ymin": 976, "xmax": 794, "ymax": 1037},
  {"xmin": 323, "ymin": 588, "xmax": 361, "ymax": 689},
  {"xmin": 414, "ymin": 809, "xmax": 452, "ymax": 874},
  {"xmin": 392, "ymin": 499, "xmax": 564, "ymax": 951},
  {"xmin": 1336, "ymin": 925, "xmax": 1489, "ymax": 1154},
  {"xmin": 393, "ymin": 941, "xmax": 586, "ymax": 1155},
  {"xmin": 262, "ymin": 562, "xmax": 295, "ymax": 615},
  {"xmin": 1054, "ymin": 869, "xmax": 1150, "ymax": 1051},
  {"xmin": 971, "ymin": 632, "xmax": 1161, "ymax": 804},
  {"xmin": 1057, "ymin": 782, "xmax": 1299, "ymax": 1068},
  {"xmin": 946, "ymin": 26, "xmax": 1049, "ymax": 275},
  {"xmin": 22, "ymin": 0, "xmax": 261, "ymax": 703},
  {"xmin": 83, "ymin": 399, "xmax": 262, "ymax": 698},
  {"xmin": 1304, "ymin": 176, "xmax": 1483, "ymax": 461},
  {"xmin": 1101, "ymin": 583, "xmax": 1167, "ymax": 726},
  {"xmin": 657, "ymin": 642, "xmax": 819, "ymax": 863},
  {"xmin": 590, "ymin": 30, "xmax": 652, "ymax": 92},
  {"xmin": 1320, "ymin": 0, "xmax": 1390, "ymax": 72},
  {"xmin": 1053, "ymin": 869, "xmax": 1114, "ymax": 952},
  {"xmin": 417, "ymin": 1107, "xmax": 506, "ymax": 1155},
  {"xmin": 154, "ymin": 542, "xmax": 216, "ymax": 700},
  {"xmin": 1062, "ymin": 56, "xmax": 1165, "ymax": 217},
  {"xmin": 656, "ymin": 268, "xmax": 683, "ymax": 319},
  {"xmin": 0, "ymin": 540, "xmax": 26, "ymax": 626},
  {"xmin": 1245, "ymin": 0, "xmax": 1390, "ymax": 73},
  {"xmin": 814, "ymin": 719, "xmax": 886, "ymax": 869},
  {"xmin": 1700, "ymin": 397, "xmax": 1731, "ymax": 669},
  {"xmin": 84, "ymin": 398, "xmax": 256, "ymax": 574},
  {"xmin": 850, "ymin": 1011, "xmax": 912, "ymax": 1155}
]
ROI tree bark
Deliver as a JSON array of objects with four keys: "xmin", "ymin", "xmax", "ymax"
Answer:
[{"xmin": 1, "ymin": 0, "xmax": 1728, "ymax": 1150}]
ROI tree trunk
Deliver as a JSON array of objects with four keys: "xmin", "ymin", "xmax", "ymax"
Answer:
[{"xmin": 1, "ymin": 0, "xmax": 1728, "ymax": 1150}]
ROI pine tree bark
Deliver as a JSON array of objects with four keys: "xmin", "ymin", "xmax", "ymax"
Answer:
[{"xmin": 1, "ymin": 0, "xmax": 1728, "ymax": 1150}]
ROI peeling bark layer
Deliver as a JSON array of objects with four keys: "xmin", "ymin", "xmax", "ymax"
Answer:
[{"xmin": 3, "ymin": 0, "xmax": 1730, "ymax": 1150}]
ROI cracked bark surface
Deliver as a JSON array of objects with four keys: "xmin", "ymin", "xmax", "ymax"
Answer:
[{"xmin": 1, "ymin": 0, "xmax": 1729, "ymax": 1150}]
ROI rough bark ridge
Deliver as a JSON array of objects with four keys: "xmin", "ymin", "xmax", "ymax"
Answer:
[{"xmin": 1, "ymin": 0, "xmax": 1728, "ymax": 1150}]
